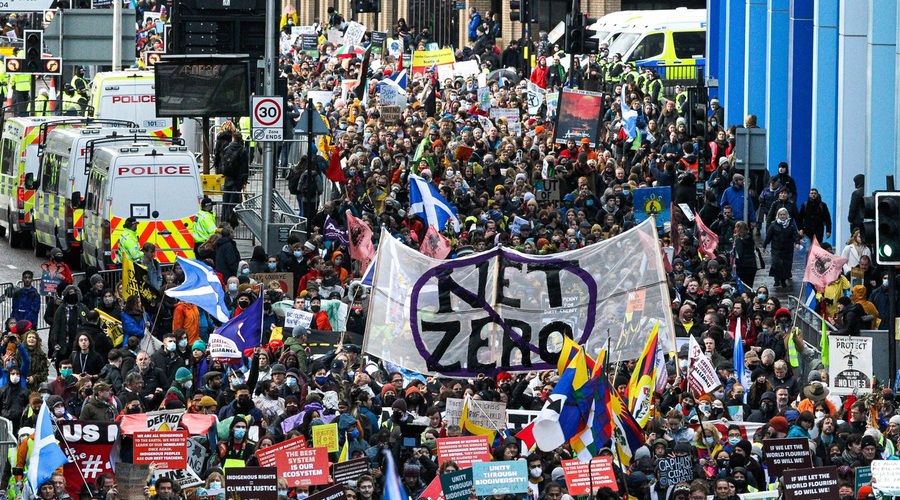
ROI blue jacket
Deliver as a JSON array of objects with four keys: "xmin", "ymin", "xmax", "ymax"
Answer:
[
  {"xmin": 12, "ymin": 285, "xmax": 41, "ymax": 327},
  {"xmin": 122, "ymin": 311, "xmax": 150, "ymax": 346},
  {"xmin": 468, "ymin": 11, "xmax": 481, "ymax": 40},
  {"xmin": 721, "ymin": 185, "xmax": 756, "ymax": 223}
]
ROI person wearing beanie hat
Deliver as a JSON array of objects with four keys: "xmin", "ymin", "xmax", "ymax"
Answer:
[
  {"xmin": 191, "ymin": 340, "xmax": 207, "ymax": 353},
  {"xmin": 768, "ymin": 416, "xmax": 789, "ymax": 437},
  {"xmin": 402, "ymin": 461, "xmax": 425, "ymax": 497}
]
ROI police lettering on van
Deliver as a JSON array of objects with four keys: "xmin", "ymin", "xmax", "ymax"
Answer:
[
  {"xmin": 90, "ymin": 70, "xmax": 173, "ymax": 137},
  {"xmin": 81, "ymin": 143, "xmax": 201, "ymax": 269}
]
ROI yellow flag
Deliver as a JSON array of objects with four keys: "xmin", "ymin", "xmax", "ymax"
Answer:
[
  {"xmin": 121, "ymin": 254, "xmax": 138, "ymax": 301},
  {"xmin": 460, "ymin": 397, "xmax": 496, "ymax": 443},
  {"xmin": 96, "ymin": 308, "xmax": 124, "ymax": 347}
]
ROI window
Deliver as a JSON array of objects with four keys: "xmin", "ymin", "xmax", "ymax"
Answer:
[
  {"xmin": 630, "ymin": 33, "xmax": 665, "ymax": 61},
  {"xmin": 0, "ymin": 138, "xmax": 16, "ymax": 176},
  {"xmin": 41, "ymin": 153, "xmax": 62, "ymax": 195},
  {"xmin": 86, "ymin": 170, "xmax": 105, "ymax": 212},
  {"xmin": 673, "ymin": 31, "xmax": 706, "ymax": 59}
]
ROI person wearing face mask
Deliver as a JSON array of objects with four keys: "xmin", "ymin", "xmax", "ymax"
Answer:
[
  {"xmin": 307, "ymin": 297, "xmax": 333, "ymax": 331},
  {"xmin": 152, "ymin": 332, "xmax": 190, "ymax": 383},
  {"xmin": 218, "ymin": 384, "xmax": 264, "ymax": 425},
  {"xmin": 693, "ymin": 423, "xmax": 722, "ymax": 466},
  {"xmin": 50, "ymin": 285, "xmax": 89, "ymax": 366},
  {"xmin": 214, "ymin": 416, "xmax": 256, "ymax": 470},
  {"xmin": 0, "ymin": 366, "xmax": 28, "ymax": 427}
]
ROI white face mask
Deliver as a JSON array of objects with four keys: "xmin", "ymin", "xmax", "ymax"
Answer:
[
  {"xmin": 815, "ymin": 411, "xmax": 825, "ymax": 420},
  {"xmin": 54, "ymin": 407, "xmax": 66, "ymax": 417},
  {"xmin": 9, "ymin": 375, "xmax": 19, "ymax": 384},
  {"xmin": 530, "ymin": 467, "xmax": 542, "ymax": 478}
]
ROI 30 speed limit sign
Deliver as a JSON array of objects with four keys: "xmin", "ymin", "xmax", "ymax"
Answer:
[{"xmin": 251, "ymin": 96, "xmax": 284, "ymax": 141}]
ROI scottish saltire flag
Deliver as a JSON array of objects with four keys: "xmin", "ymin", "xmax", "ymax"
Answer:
[
  {"xmin": 208, "ymin": 295, "xmax": 263, "ymax": 359},
  {"xmin": 804, "ymin": 282, "xmax": 818, "ymax": 311},
  {"xmin": 361, "ymin": 257, "xmax": 376, "ymax": 287},
  {"xmin": 165, "ymin": 257, "xmax": 230, "ymax": 322},
  {"xmin": 28, "ymin": 402, "xmax": 69, "ymax": 491},
  {"xmin": 386, "ymin": 70, "xmax": 407, "ymax": 91},
  {"xmin": 409, "ymin": 174, "xmax": 461, "ymax": 232},
  {"xmin": 383, "ymin": 449, "xmax": 408, "ymax": 500},
  {"xmin": 733, "ymin": 318, "xmax": 749, "ymax": 402},
  {"xmin": 620, "ymin": 82, "xmax": 638, "ymax": 139}
]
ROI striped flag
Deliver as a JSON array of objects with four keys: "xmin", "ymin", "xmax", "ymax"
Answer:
[
  {"xmin": 382, "ymin": 449, "xmax": 408, "ymax": 500},
  {"xmin": 626, "ymin": 322, "xmax": 659, "ymax": 428},
  {"xmin": 733, "ymin": 317, "xmax": 749, "ymax": 403}
]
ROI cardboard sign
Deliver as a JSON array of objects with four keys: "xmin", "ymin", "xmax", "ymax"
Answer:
[
  {"xmin": 437, "ymin": 435, "xmax": 491, "ymax": 468},
  {"xmin": 829, "ymin": 335, "xmax": 873, "ymax": 395},
  {"xmin": 307, "ymin": 484, "xmax": 347, "ymax": 500},
  {"xmin": 461, "ymin": 399, "xmax": 507, "ymax": 430},
  {"xmin": 134, "ymin": 431, "xmax": 188, "ymax": 469},
  {"xmin": 380, "ymin": 105, "xmax": 402, "ymax": 123},
  {"xmin": 871, "ymin": 461, "xmax": 900, "ymax": 497},
  {"xmin": 444, "ymin": 398, "xmax": 463, "ymax": 425},
  {"xmin": 255, "ymin": 434, "xmax": 308, "ymax": 467},
  {"xmin": 116, "ymin": 463, "xmax": 151, "ymax": 500},
  {"xmin": 472, "ymin": 460, "xmax": 528, "ymax": 496},
  {"xmin": 343, "ymin": 21, "xmax": 366, "ymax": 45},
  {"xmin": 783, "ymin": 467, "xmax": 840, "ymax": 500},
  {"xmin": 439, "ymin": 468, "xmax": 474, "ymax": 500},
  {"xmin": 561, "ymin": 457, "xmax": 618, "ymax": 495},
  {"xmin": 226, "ymin": 466, "xmax": 278, "ymax": 500},
  {"xmin": 656, "ymin": 455, "xmax": 694, "ymax": 487},
  {"xmin": 312, "ymin": 423, "xmax": 339, "ymax": 452},
  {"xmin": 152, "ymin": 467, "xmax": 203, "ymax": 489},
  {"xmin": 762, "ymin": 438, "xmax": 814, "ymax": 475},
  {"xmin": 146, "ymin": 409, "xmax": 184, "ymax": 431},
  {"xmin": 332, "ymin": 457, "xmax": 369, "ymax": 484},
  {"xmin": 277, "ymin": 446, "xmax": 330, "ymax": 487},
  {"xmin": 285, "ymin": 308, "xmax": 315, "ymax": 329}
]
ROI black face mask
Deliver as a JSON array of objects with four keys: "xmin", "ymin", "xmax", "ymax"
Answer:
[
  {"xmin": 127, "ymin": 406, "xmax": 142, "ymax": 414},
  {"xmin": 65, "ymin": 294, "xmax": 79, "ymax": 304},
  {"xmin": 408, "ymin": 395, "xmax": 422, "ymax": 406},
  {"xmin": 286, "ymin": 406, "xmax": 299, "ymax": 416},
  {"xmin": 383, "ymin": 395, "xmax": 395, "ymax": 407},
  {"xmin": 238, "ymin": 395, "xmax": 251, "ymax": 406},
  {"xmin": 311, "ymin": 305, "xmax": 321, "ymax": 313}
]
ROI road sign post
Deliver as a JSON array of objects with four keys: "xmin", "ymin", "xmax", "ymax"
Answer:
[{"xmin": 251, "ymin": 96, "xmax": 284, "ymax": 142}]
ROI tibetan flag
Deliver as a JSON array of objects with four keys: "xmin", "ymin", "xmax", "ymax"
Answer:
[
  {"xmin": 608, "ymin": 390, "xmax": 645, "ymax": 467},
  {"xmin": 627, "ymin": 322, "xmax": 659, "ymax": 428}
]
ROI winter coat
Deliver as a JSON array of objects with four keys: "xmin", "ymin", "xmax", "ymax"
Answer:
[
  {"xmin": 0, "ymin": 382, "xmax": 27, "ymax": 423},
  {"xmin": 50, "ymin": 285, "xmax": 89, "ymax": 361},
  {"xmin": 11, "ymin": 285, "xmax": 41, "ymax": 326},
  {"xmin": 797, "ymin": 199, "xmax": 832, "ymax": 241},
  {"xmin": 214, "ymin": 235, "xmax": 241, "ymax": 279},
  {"xmin": 764, "ymin": 220, "xmax": 798, "ymax": 280},
  {"xmin": 25, "ymin": 341, "xmax": 50, "ymax": 392},
  {"xmin": 80, "ymin": 396, "xmax": 117, "ymax": 421}
]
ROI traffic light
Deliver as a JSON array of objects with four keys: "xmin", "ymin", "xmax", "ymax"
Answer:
[
  {"xmin": 875, "ymin": 192, "xmax": 900, "ymax": 265},
  {"xmin": 565, "ymin": 13, "xmax": 583, "ymax": 53},
  {"xmin": 581, "ymin": 15, "xmax": 599, "ymax": 54},
  {"xmin": 354, "ymin": 0, "xmax": 379, "ymax": 13},
  {"xmin": 509, "ymin": 0, "xmax": 528, "ymax": 23},
  {"xmin": 862, "ymin": 194, "xmax": 876, "ymax": 246},
  {"xmin": 23, "ymin": 30, "xmax": 42, "ymax": 73}
]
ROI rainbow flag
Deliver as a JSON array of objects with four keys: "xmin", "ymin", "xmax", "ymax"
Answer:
[{"xmin": 626, "ymin": 323, "xmax": 659, "ymax": 428}]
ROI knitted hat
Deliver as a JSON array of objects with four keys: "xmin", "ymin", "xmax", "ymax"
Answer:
[
  {"xmin": 90, "ymin": 274, "xmax": 104, "ymax": 287},
  {"xmin": 197, "ymin": 396, "xmax": 217, "ymax": 408},
  {"xmin": 191, "ymin": 340, "xmax": 207, "ymax": 352},
  {"xmin": 271, "ymin": 363, "xmax": 287, "ymax": 375},
  {"xmin": 768, "ymin": 416, "xmax": 789, "ymax": 434},
  {"xmin": 175, "ymin": 367, "xmax": 193, "ymax": 383}
]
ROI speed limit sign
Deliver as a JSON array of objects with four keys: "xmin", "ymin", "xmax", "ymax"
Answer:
[{"xmin": 251, "ymin": 96, "xmax": 284, "ymax": 141}]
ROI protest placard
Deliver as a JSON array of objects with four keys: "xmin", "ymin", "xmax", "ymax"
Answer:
[
  {"xmin": 307, "ymin": 484, "xmax": 347, "ymax": 500},
  {"xmin": 411, "ymin": 48, "xmax": 455, "ymax": 76},
  {"xmin": 439, "ymin": 468, "xmax": 474, "ymax": 500},
  {"xmin": 437, "ymin": 436, "xmax": 491, "ymax": 468},
  {"xmin": 343, "ymin": 22, "xmax": 366, "ymax": 45},
  {"xmin": 472, "ymin": 460, "xmax": 528, "ymax": 496},
  {"xmin": 187, "ymin": 437, "xmax": 209, "ymax": 477},
  {"xmin": 506, "ymin": 410, "xmax": 539, "ymax": 435},
  {"xmin": 380, "ymin": 105, "xmax": 402, "ymax": 123},
  {"xmin": 420, "ymin": 475, "xmax": 445, "ymax": 500},
  {"xmin": 370, "ymin": 31, "xmax": 386, "ymax": 53},
  {"xmin": 332, "ymin": 457, "xmax": 370, "ymax": 484},
  {"xmin": 146, "ymin": 409, "xmax": 183, "ymax": 431},
  {"xmin": 255, "ymin": 435, "xmax": 308, "ymax": 467},
  {"xmin": 134, "ymin": 431, "xmax": 188, "ymax": 469},
  {"xmin": 561, "ymin": 457, "xmax": 618, "ymax": 496},
  {"xmin": 783, "ymin": 467, "xmax": 840, "ymax": 500},
  {"xmin": 226, "ymin": 467, "xmax": 278, "ymax": 500},
  {"xmin": 152, "ymin": 467, "xmax": 203, "ymax": 489},
  {"xmin": 116, "ymin": 463, "xmax": 151, "ymax": 500},
  {"xmin": 463, "ymin": 399, "xmax": 507, "ymax": 430},
  {"xmin": 285, "ymin": 308, "xmax": 315, "ymax": 329},
  {"xmin": 278, "ymin": 446, "xmax": 330, "ymax": 487},
  {"xmin": 762, "ymin": 438, "xmax": 814, "ymax": 475},
  {"xmin": 444, "ymin": 398, "xmax": 463, "ymax": 425},
  {"xmin": 871, "ymin": 461, "xmax": 900, "ymax": 497},
  {"xmin": 312, "ymin": 423, "xmax": 339, "ymax": 452},
  {"xmin": 829, "ymin": 335, "xmax": 873, "ymax": 395},
  {"xmin": 249, "ymin": 272, "xmax": 294, "ymax": 297},
  {"xmin": 688, "ymin": 334, "xmax": 722, "ymax": 396},
  {"xmin": 656, "ymin": 455, "xmax": 695, "ymax": 487}
]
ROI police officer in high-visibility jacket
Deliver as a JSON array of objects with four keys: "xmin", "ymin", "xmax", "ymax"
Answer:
[
  {"xmin": 117, "ymin": 217, "xmax": 143, "ymax": 264},
  {"xmin": 61, "ymin": 84, "xmax": 81, "ymax": 116},
  {"xmin": 30, "ymin": 88, "xmax": 50, "ymax": 116},
  {"xmin": 9, "ymin": 51, "xmax": 30, "ymax": 117},
  {"xmin": 191, "ymin": 197, "xmax": 218, "ymax": 254}
]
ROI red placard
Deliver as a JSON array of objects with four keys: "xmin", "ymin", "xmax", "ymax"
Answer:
[
  {"xmin": 561, "ymin": 457, "xmax": 618, "ymax": 496},
  {"xmin": 133, "ymin": 431, "xmax": 189, "ymax": 470},
  {"xmin": 436, "ymin": 435, "xmax": 491, "ymax": 468},
  {"xmin": 255, "ymin": 435, "xmax": 308, "ymax": 468},
  {"xmin": 274, "ymin": 446, "xmax": 329, "ymax": 487},
  {"xmin": 419, "ymin": 475, "xmax": 445, "ymax": 500}
]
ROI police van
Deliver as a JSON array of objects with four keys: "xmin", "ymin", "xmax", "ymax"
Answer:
[
  {"xmin": 81, "ymin": 141, "xmax": 201, "ymax": 269},
  {"xmin": 606, "ymin": 8, "xmax": 706, "ymax": 79},
  {"xmin": 0, "ymin": 116, "xmax": 79, "ymax": 248},
  {"xmin": 33, "ymin": 123, "xmax": 150, "ymax": 260},
  {"xmin": 90, "ymin": 70, "xmax": 173, "ymax": 138}
]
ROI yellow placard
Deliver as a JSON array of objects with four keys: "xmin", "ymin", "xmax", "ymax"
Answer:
[
  {"xmin": 312, "ymin": 423, "xmax": 339, "ymax": 453},
  {"xmin": 411, "ymin": 48, "xmax": 455, "ymax": 76}
]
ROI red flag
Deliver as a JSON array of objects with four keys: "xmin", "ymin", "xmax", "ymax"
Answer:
[
  {"xmin": 694, "ymin": 211, "xmax": 719, "ymax": 259},
  {"xmin": 803, "ymin": 236, "xmax": 848, "ymax": 290},
  {"xmin": 326, "ymin": 145, "xmax": 346, "ymax": 183},
  {"xmin": 346, "ymin": 210, "xmax": 374, "ymax": 270},
  {"xmin": 419, "ymin": 225, "xmax": 451, "ymax": 259},
  {"xmin": 515, "ymin": 421, "xmax": 536, "ymax": 451}
]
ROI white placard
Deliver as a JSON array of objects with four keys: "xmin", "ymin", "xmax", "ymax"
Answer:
[
  {"xmin": 343, "ymin": 21, "xmax": 366, "ymax": 46},
  {"xmin": 829, "ymin": 335, "xmax": 873, "ymax": 395},
  {"xmin": 284, "ymin": 308, "xmax": 315, "ymax": 329}
]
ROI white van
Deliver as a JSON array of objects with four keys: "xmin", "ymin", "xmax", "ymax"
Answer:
[
  {"xmin": 32, "ymin": 125, "xmax": 150, "ymax": 258},
  {"xmin": 590, "ymin": 10, "xmax": 646, "ymax": 46},
  {"xmin": 607, "ymin": 8, "xmax": 706, "ymax": 65},
  {"xmin": 89, "ymin": 70, "xmax": 173, "ymax": 137},
  {"xmin": 81, "ymin": 142, "xmax": 201, "ymax": 269}
]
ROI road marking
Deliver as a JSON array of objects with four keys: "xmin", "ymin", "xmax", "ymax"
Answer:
[{"xmin": 6, "ymin": 265, "xmax": 16, "ymax": 269}]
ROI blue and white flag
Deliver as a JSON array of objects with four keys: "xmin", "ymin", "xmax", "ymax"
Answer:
[
  {"xmin": 209, "ymin": 295, "xmax": 264, "ymax": 359},
  {"xmin": 361, "ymin": 257, "xmax": 377, "ymax": 287},
  {"xmin": 382, "ymin": 449, "xmax": 408, "ymax": 500},
  {"xmin": 386, "ymin": 70, "xmax": 407, "ymax": 91},
  {"xmin": 620, "ymin": 83, "xmax": 638, "ymax": 139},
  {"xmin": 733, "ymin": 318, "xmax": 750, "ymax": 403},
  {"xmin": 165, "ymin": 257, "xmax": 231, "ymax": 322},
  {"xmin": 408, "ymin": 174, "xmax": 460, "ymax": 232},
  {"xmin": 803, "ymin": 282, "xmax": 818, "ymax": 311},
  {"xmin": 28, "ymin": 402, "xmax": 69, "ymax": 492}
]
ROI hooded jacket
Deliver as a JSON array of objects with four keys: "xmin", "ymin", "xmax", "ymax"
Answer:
[{"xmin": 50, "ymin": 285, "xmax": 89, "ymax": 361}]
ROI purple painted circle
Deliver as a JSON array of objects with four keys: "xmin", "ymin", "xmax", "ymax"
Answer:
[{"xmin": 408, "ymin": 247, "xmax": 598, "ymax": 375}]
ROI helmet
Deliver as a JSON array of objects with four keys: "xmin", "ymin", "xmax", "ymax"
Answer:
[{"xmin": 124, "ymin": 217, "xmax": 138, "ymax": 228}]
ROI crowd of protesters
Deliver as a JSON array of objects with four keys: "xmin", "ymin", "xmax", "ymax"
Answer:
[{"xmin": 0, "ymin": 9, "xmax": 894, "ymax": 500}]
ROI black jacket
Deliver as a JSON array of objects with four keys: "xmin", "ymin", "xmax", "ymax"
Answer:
[{"xmin": 214, "ymin": 235, "xmax": 241, "ymax": 279}]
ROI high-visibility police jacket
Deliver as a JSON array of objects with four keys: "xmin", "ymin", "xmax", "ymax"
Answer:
[
  {"xmin": 62, "ymin": 92, "xmax": 81, "ymax": 112},
  {"xmin": 30, "ymin": 94, "xmax": 50, "ymax": 116},
  {"xmin": 191, "ymin": 209, "xmax": 217, "ymax": 244},
  {"xmin": 10, "ymin": 73, "xmax": 29, "ymax": 92},
  {"xmin": 117, "ymin": 227, "xmax": 143, "ymax": 263}
]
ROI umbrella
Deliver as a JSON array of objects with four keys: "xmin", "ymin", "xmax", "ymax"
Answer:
[
  {"xmin": 334, "ymin": 44, "xmax": 366, "ymax": 59},
  {"xmin": 487, "ymin": 68, "xmax": 520, "ymax": 84}
]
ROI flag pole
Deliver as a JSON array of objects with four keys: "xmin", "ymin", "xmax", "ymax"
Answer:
[{"xmin": 50, "ymin": 418, "xmax": 94, "ymax": 494}]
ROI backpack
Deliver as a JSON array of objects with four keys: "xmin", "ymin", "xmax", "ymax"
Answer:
[
  {"xmin": 221, "ymin": 144, "xmax": 240, "ymax": 178},
  {"xmin": 287, "ymin": 169, "xmax": 302, "ymax": 195}
]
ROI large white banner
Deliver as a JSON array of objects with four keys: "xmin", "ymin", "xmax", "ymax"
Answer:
[
  {"xmin": 829, "ymin": 335, "xmax": 873, "ymax": 395},
  {"xmin": 363, "ymin": 219, "xmax": 675, "ymax": 376}
]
